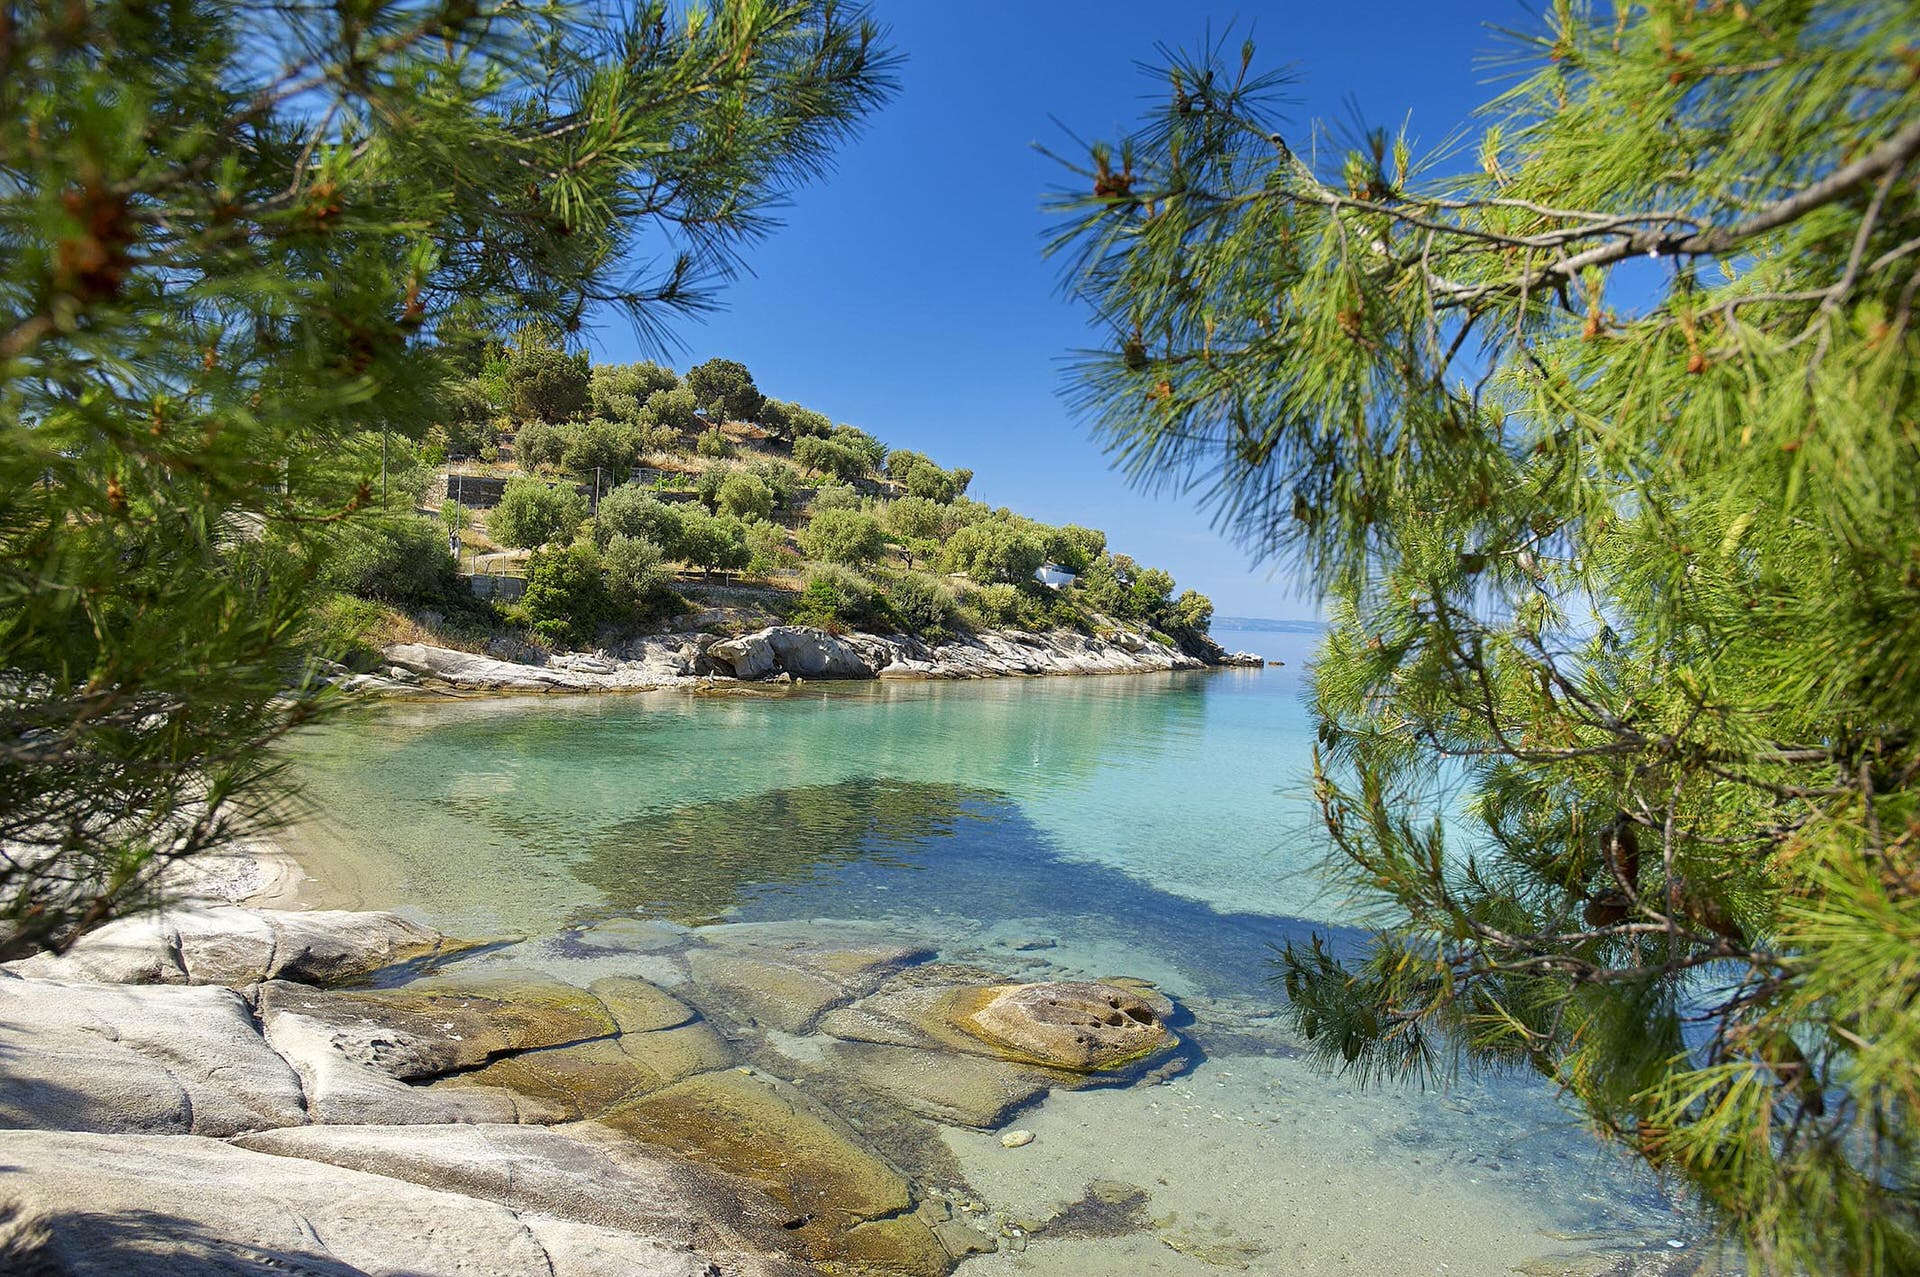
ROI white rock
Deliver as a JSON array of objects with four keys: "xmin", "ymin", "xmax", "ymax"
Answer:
[{"xmin": 999, "ymin": 1128, "xmax": 1035, "ymax": 1148}]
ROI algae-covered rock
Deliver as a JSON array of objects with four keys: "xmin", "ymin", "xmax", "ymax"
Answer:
[
  {"xmin": 438, "ymin": 1038, "xmax": 662, "ymax": 1122},
  {"xmin": 683, "ymin": 928, "xmax": 933, "ymax": 1035},
  {"xmin": 841, "ymin": 1215, "xmax": 953, "ymax": 1277},
  {"xmin": 823, "ymin": 1040, "xmax": 1056, "ymax": 1130},
  {"xmin": 601, "ymin": 1068, "xmax": 914, "ymax": 1224},
  {"xmin": 950, "ymin": 981, "xmax": 1172, "ymax": 1072},
  {"xmin": 591, "ymin": 974, "xmax": 697, "ymax": 1033},
  {"xmin": 255, "ymin": 977, "xmax": 618, "ymax": 1080}
]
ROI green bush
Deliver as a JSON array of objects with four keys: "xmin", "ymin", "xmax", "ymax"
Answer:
[
  {"xmin": 676, "ymin": 506, "xmax": 752, "ymax": 577},
  {"xmin": 563, "ymin": 418, "xmax": 639, "ymax": 479},
  {"xmin": 745, "ymin": 520, "xmax": 796, "ymax": 575},
  {"xmin": 941, "ymin": 520, "xmax": 1046, "ymax": 585},
  {"xmin": 811, "ymin": 483, "xmax": 860, "ymax": 512},
  {"xmin": 686, "ymin": 357, "xmax": 764, "ymax": 422},
  {"xmin": 601, "ymin": 534, "xmax": 669, "ymax": 611},
  {"xmin": 748, "ymin": 459, "xmax": 798, "ymax": 509},
  {"xmin": 792, "ymin": 434, "xmax": 868, "ymax": 481},
  {"xmin": 790, "ymin": 564, "xmax": 880, "ymax": 630},
  {"xmin": 757, "ymin": 398, "xmax": 830, "ymax": 439},
  {"xmin": 905, "ymin": 465, "xmax": 957, "ymax": 503},
  {"xmin": 883, "ymin": 494, "xmax": 944, "ymax": 540},
  {"xmin": 491, "ymin": 474, "xmax": 587, "ymax": 549},
  {"xmin": 716, "ymin": 472, "xmax": 773, "ymax": 521},
  {"xmin": 962, "ymin": 582, "xmax": 1028, "ymax": 629},
  {"xmin": 514, "ymin": 420, "xmax": 567, "ymax": 470},
  {"xmin": 507, "ymin": 341, "xmax": 591, "ymax": 423},
  {"xmin": 635, "ymin": 421, "xmax": 683, "ymax": 454},
  {"xmin": 831, "ymin": 424, "xmax": 886, "ymax": 470},
  {"xmin": 594, "ymin": 486, "xmax": 686, "ymax": 554},
  {"xmin": 1045, "ymin": 525, "xmax": 1106, "ymax": 574},
  {"xmin": 642, "ymin": 386, "xmax": 700, "ymax": 434},
  {"xmin": 799, "ymin": 507, "xmax": 885, "ymax": 566},
  {"xmin": 1169, "ymin": 588, "xmax": 1213, "ymax": 634},
  {"xmin": 303, "ymin": 592, "xmax": 394, "ymax": 667},
  {"xmin": 521, "ymin": 542, "xmax": 614, "ymax": 645},
  {"xmin": 695, "ymin": 427, "xmax": 733, "ymax": 459},
  {"xmin": 884, "ymin": 571, "xmax": 955, "ymax": 634},
  {"xmin": 319, "ymin": 516, "xmax": 454, "ymax": 606},
  {"xmin": 591, "ymin": 361, "xmax": 677, "ymax": 419}
]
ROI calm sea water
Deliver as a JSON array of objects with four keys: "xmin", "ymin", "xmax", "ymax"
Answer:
[{"xmin": 280, "ymin": 629, "xmax": 1715, "ymax": 1274}]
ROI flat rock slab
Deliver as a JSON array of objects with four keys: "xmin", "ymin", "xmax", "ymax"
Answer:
[
  {"xmin": 0, "ymin": 973, "xmax": 304, "ymax": 1137},
  {"xmin": 0, "ymin": 1129, "xmax": 804, "ymax": 1277},
  {"xmin": 602, "ymin": 1068, "xmax": 914, "ymax": 1227},
  {"xmin": 4, "ymin": 904, "xmax": 444, "ymax": 987},
  {"xmin": 684, "ymin": 927, "xmax": 934, "ymax": 1035},
  {"xmin": 255, "ymin": 978, "xmax": 618, "ymax": 1080},
  {"xmin": 233, "ymin": 1122, "xmax": 813, "ymax": 1268},
  {"xmin": 823, "ymin": 1040, "xmax": 1058, "ymax": 1131}
]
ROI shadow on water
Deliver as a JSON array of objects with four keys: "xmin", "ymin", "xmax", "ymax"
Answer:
[{"xmin": 565, "ymin": 775, "xmax": 1365, "ymax": 1003}]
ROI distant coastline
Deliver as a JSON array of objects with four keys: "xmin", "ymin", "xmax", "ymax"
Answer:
[{"xmin": 1212, "ymin": 617, "xmax": 1324, "ymax": 634}]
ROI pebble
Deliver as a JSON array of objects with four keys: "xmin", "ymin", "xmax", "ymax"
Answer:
[{"xmin": 1000, "ymin": 1129, "xmax": 1035, "ymax": 1148}]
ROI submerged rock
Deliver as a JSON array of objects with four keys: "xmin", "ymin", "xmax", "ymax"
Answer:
[{"xmin": 601, "ymin": 1068, "xmax": 914, "ymax": 1226}]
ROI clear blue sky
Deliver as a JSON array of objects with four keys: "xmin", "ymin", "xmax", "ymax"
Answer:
[{"xmin": 589, "ymin": 1, "xmax": 1527, "ymax": 620}]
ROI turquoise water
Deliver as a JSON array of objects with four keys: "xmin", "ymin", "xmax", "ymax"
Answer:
[{"xmin": 281, "ymin": 635, "xmax": 1716, "ymax": 1274}]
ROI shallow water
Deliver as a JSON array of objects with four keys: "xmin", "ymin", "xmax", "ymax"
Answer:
[{"xmin": 280, "ymin": 630, "xmax": 1722, "ymax": 1275}]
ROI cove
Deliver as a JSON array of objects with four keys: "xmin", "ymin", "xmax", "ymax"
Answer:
[{"xmin": 281, "ymin": 652, "xmax": 1714, "ymax": 1274}]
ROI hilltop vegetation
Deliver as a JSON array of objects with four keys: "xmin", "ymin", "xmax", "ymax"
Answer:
[{"xmin": 320, "ymin": 327, "xmax": 1215, "ymax": 659}]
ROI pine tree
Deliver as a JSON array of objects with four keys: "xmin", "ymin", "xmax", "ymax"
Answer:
[
  {"xmin": 1053, "ymin": 3, "xmax": 1919, "ymax": 1270},
  {"xmin": 0, "ymin": 0, "xmax": 894, "ymax": 957}
]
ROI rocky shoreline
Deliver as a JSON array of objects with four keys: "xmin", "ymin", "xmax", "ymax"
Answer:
[
  {"xmin": 0, "ymin": 847, "xmax": 1193, "ymax": 1276},
  {"xmin": 341, "ymin": 622, "xmax": 1267, "ymax": 696}
]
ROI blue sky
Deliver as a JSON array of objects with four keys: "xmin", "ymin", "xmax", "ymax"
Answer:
[{"xmin": 589, "ymin": 1, "xmax": 1527, "ymax": 620}]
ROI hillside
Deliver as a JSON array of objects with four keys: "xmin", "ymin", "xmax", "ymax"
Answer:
[{"xmin": 312, "ymin": 336, "xmax": 1222, "ymax": 670}]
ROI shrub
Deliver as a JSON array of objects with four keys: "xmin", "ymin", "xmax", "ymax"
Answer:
[
  {"xmin": 745, "ymin": 520, "xmax": 797, "ymax": 575},
  {"xmin": 963, "ymin": 582, "xmax": 1028, "ymax": 629},
  {"xmin": 635, "ymin": 421, "xmax": 683, "ymax": 454},
  {"xmin": 799, "ymin": 507, "xmax": 885, "ymax": 566},
  {"xmin": 695, "ymin": 427, "xmax": 734, "ymax": 459},
  {"xmin": 883, "ymin": 495, "xmax": 944, "ymax": 541},
  {"xmin": 592, "ymin": 361, "xmax": 677, "ymax": 419},
  {"xmin": 490, "ymin": 474, "xmax": 587, "ymax": 549},
  {"xmin": 521, "ymin": 542, "xmax": 614, "ymax": 645},
  {"xmin": 514, "ymin": 420, "xmax": 567, "ymax": 471},
  {"xmin": 593, "ymin": 486, "xmax": 686, "ymax": 555},
  {"xmin": 905, "ymin": 465, "xmax": 957, "ymax": 503},
  {"xmin": 831, "ymin": 424, "xmax": 886, "ymax": 469},
  {"xmin": 319, "ymin": 516, "xmax": 454, "ymax": 606},
  {"xmin": 676, "ymin": 506, "xmax": 752, "ymax": 577},
  {"xmin": 1046, "ymin": 524, "xmax": 1106, "ymax": 574},
  {"xmin": 1130, "ymin": 566, "xmax": 1176, "ymax": 617},
  {"xmin": 885, "ymin": 571, "xmax": 955, "ymax": 634},
  {"xmin": 757, "ymin": 398, "xmax": 830, "ymax": 440},
  {"xmin": 303, "ymin": 592, "xmax": 395, "ymax": 667},
  {"xmin": 563, "ymin": 418, "xmax": 639, "ymax": 479},
  {"xmin": 716, "ymin": 472, "xmax": 773, "ymax": 521},
  {"xmin": 1170, "ymin": 588, "xmax": 1213, "ymax": 634},
  {"xmin": 792, "ymin": 434, "xmax": 868, "ymax": 481},
  {"xmin": 811, "ymin": 483, "xmax": 860, "ymax": 512},
  {"xmin": 642, "ymin": 386, "xmax": 700, "ymax": 434},
  {"xmin": 942, "ymin": 520, "xmax": 1046, "ymax": 585},
  {"xmin": 601, "ymin": 534, "xmax": 669, "ymax": 611},
  {"xmin": 790, "ymin": 564, "xmax": 880, "ymax": 630},
  {"xmin": 507, "ymin": 341, "xmax": 591, "ymax": 423},
  {"xmin": 748, "ymin": 459, "xmax": 797, "ymax": 509},
  {"xmin": 686, "ymin": 357, "xmax": 764, "ymax": 422}
]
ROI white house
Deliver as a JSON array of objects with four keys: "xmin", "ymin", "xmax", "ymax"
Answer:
[{"xmin": 1035, "ymin": 562, "xmax": 1078, "ymax": 590}]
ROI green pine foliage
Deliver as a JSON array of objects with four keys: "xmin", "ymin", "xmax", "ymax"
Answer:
[
  {"xmin": 1053, "ymin": 4, "xmax": 1920, "ymax": 1269},
  {"xmin": 0, "ymin": 0, "xmax": 895, "ymax": 955}
]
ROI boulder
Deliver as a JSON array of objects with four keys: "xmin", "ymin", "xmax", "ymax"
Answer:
[
  {"xmin": 3, "ymin": 904, "xmax": 445, "ymax": 987},
  {"xmin": 707, "ymin": 626, "xmax": 877, "ymax": 680},
  {"xmin": 0, "ymin": 1129, "xmax": 811, "ymax": 1277},
  {"xmin": 0, "ymin": 973, "xmax": 305, "ymax": 1137},
  {"xmin": 384, "ymin": 641, "xmax": 596, "ymax": 691},
  {"xmin": 951, "ymin": 981, "xmax": 1173, "ymax": 1072}
]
